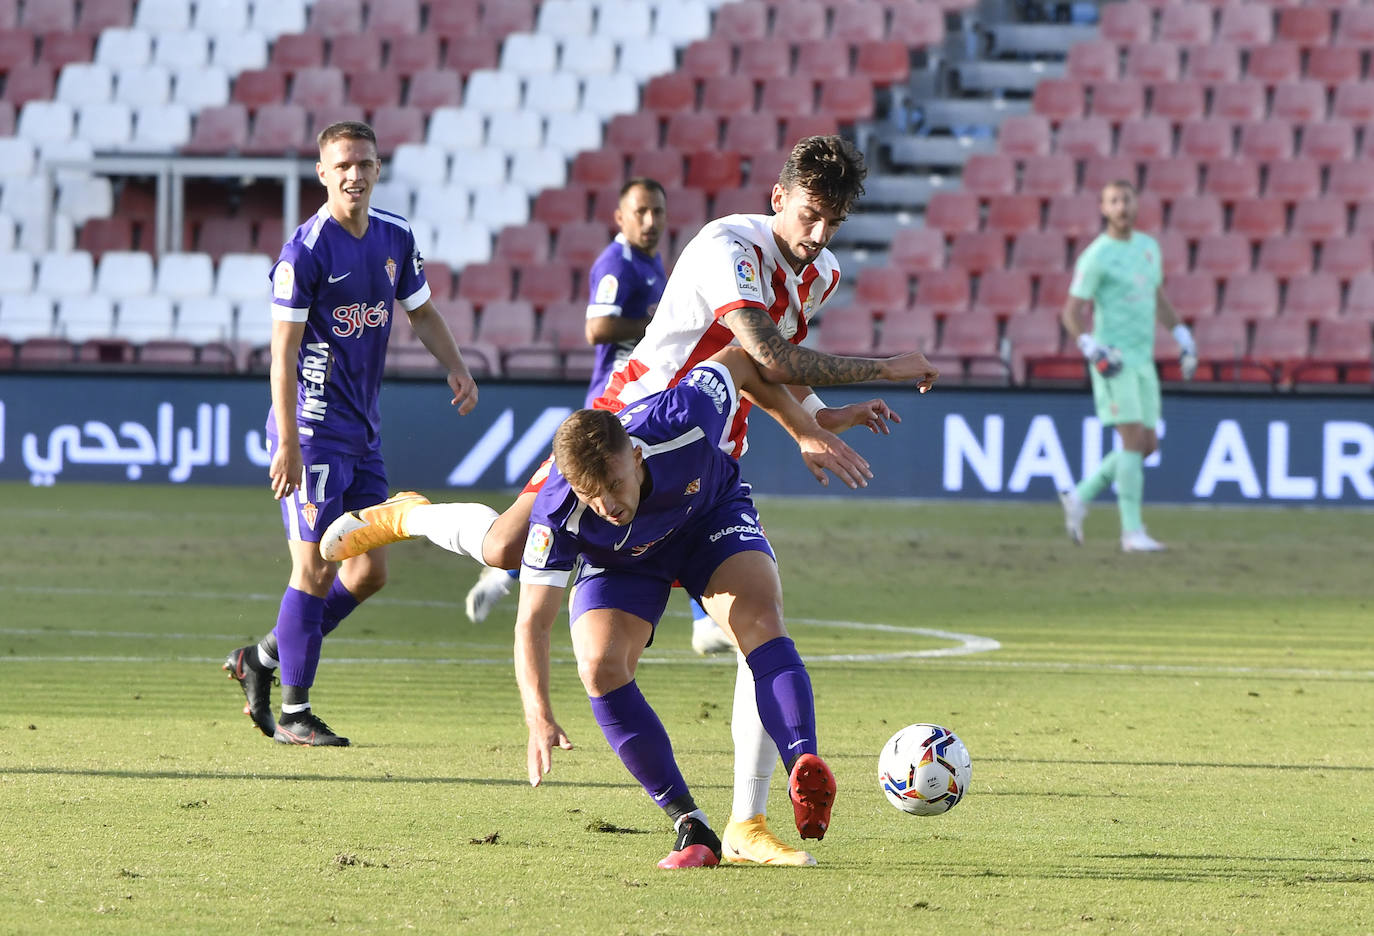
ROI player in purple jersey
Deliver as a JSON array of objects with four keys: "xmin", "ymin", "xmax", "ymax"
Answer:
[
  {"xmin": 221, "ymin": 121, "xmax": 478, "ymax": 746},
  {"xmin": 515, "ymin": 348, "xmax": 838, "ymax": 868}
]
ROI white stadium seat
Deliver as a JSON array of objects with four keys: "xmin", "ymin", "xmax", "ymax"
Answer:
[
  {"xmin": 389, "ymin": 143, "xmax": 449, "ymax": 188},
  {"xmin": 0, "ymin": 251, "xmax": 36, "ymax": 293},
  {"xmin": 154, "ymin": 32, "xmax": 211, "ymax": 69},
  {"xmin": 545, "ymin": 111, "xmax": 602, "ymax": 154},
  {"xmin": 96, "ymin": 251, "xmax": 156, "ymax": 299},
  {"xmin": 250, "ymin": 0, "xmax": 307, "ymax": 38},
  {"xmin": 173, "ymin": 66, "xmax": 230, "ymax": 109},
  {"xmin": 579, "ymin": 73, "xmax": 638, "ymax": 120},
  {"xmin": 156, "ymin": 252, "xmax": 215, "ymax": 300},
  {"xmin": 537, "ymin": 0, "xmax": 594, "ymax": 38},
  {"xmin": 17, "ymin": 215, "xmax": 73, "ymax": 254},
  {"xmin": 501, "ymin": 34, "xmax": 558, "ymax": 76},
  {"xmin": 654, "ymin": 1, "xmax": 711, "ymax": 42},
  {"xmin": 426, "ymin": 107, "xmax": 486, "ymax": 150},
  {"xmin": 508, "ymin": 147, "xmax": 568, "ymax": 192},
  {"xmin": 617, "ymin": 35, "xmax": 676, "ymax": 80},
  {"xmin": 135, "ymin": 0, "xmax": 192, "ymax": 32},
  {"xmin": 56, "ymin": 176, "xmax": 113, "ymax": 223},
  {"xmin": 470, "ymin": 183, "xmax": 530, "ymax": 228},
  {"xmin": 464, "ymin": 70, "xmax": 522, "ymax": 114},
  {"xmin": 559, "ymin": 35, "xmax": 616, "ymax": 77},
  {"xmin": 234, "ymin": 301, "xmax": 273, "ymax": 344},
  {"xmin": 432, "ymin": 221, "xmax": 492, "ymax": 268},
  {"xmin": 115, "ymin": 65, "xmax": 171, "ymax": 107},
  {"xmin": 0, "ymin": 138, "xmax": 36, "ymax": 177},
  {"xmin": 95, "ymin": 28, "xmax": 153, "ymax": 68},
  {"xmin": 0, "ymin": 178, "xmax": 49, "ymax": 232},
  {"xmin": 487, "ymin": 110, "xmax": 544, "ymax": 150},
  {"xmin": 215, "ymin": 253, "xmax": 273, "ymax": 302},
  {"xmin": 411, "ymin": 184, "xmax": 471, "ymax": 227},
  {"xmin": 194, "ymin": 0, "xmax": 249, "ymax": 35},
  {"xmin": 55, "ymin": 63, "xmax": 114, "ymax": 106},
  {"xmin": 0, "ymin": 214, "xmax": 17, "ymax": 251},
  {"xmin": 58, "ymin": 295, "xmax": 115, "ymax": 340},
  {"xmin": 76, "ymin": 102, "xmax": 133, "ymax": 149},
  {"xmin": 116, "ymin": 295, "xmax": 174, "ymax": 341},
  {"xmin": 0, "ymin": 295, "xmax": 56, "ymax": 340},
  {"xmin": 212, "ymin": 33, "xmax": 268, "ymax": 73},
  {"xmin": 408, "ymin": 218, "xmax": 437, "ymax": 260},
  {"xmin": 175, "ymin": 296, "xmax": 235, "ymax": 342},
  {"xmin": 523, "ymin": 72, "xmax": 581, "ymax": 115},
  {"xmin": 36, "ymin": 251, "xmax": 96, "ymax": 299},
  {"xmin": 448, "ymin": 146, "xmax": 507, "ymax": 188},
  {"xmin": 596, "ymin": 1, "xmax": 652, "ymax": 40},
  {"xmin": 39, "ymin": 139, "xmax": 96, "ymax": 184},
  {"xmin": 16, "ymin": 102, "xmax": 75, "ymax": 145},
  {"xmin": 131, "ymin": 103, "xmax": 192, "ymax": 150},
  {"xmin": 368, "ymin": 179, "xmax": 413, "ymax": 216}
]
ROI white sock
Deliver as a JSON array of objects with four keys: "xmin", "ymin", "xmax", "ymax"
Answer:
[
  {"xmin": 730, "ymin": 650, "xmax": 777, "ymax": 822},
  {"xmin": 281, "ymin": 702, "xmax": 310, "ymax": 715},
  {"xmin": 403, "ymin": 503, "xmax": 499, "ymax": 561},
  {"xmin": 676, "ymin": 808, "xmax": 709, "ymax": 830},
  {"xmin": 256, "ymin": 642, "xmax": 278, "ymax": 669}
]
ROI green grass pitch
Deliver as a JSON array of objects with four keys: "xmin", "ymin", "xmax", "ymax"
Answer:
[{"xmin": 1, "ymin": 482, "xmax": 1371, "ymax": 934}]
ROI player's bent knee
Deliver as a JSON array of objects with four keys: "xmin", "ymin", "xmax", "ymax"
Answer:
[{"xmin": 576, "ymin": 657, "xmax": 634, "ymax": 697}]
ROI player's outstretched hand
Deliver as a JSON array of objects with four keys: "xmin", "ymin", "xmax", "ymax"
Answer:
[
  {"xmin": 447, "ymin": 369, "xmax": 479, "ymax": 415},
  {"xmin": 882, "ymin": 351, "xmax": 939, "ymax": 393},
  {"xmin": 268, "ymin": 440, "xmax": 302, "ymax": 500},
  {"xmin": 527, "ymin": 718, "xmax": 574, "ymax": 787},
  {"xmin": 797, "ymin": 428, "xmax": 872, "ymax": 489},
  {"xmin": 817, "ymin": 398, "xmax": 901, "ymax": 435}
]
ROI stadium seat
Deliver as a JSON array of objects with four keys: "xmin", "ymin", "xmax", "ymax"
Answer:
[
  {"xmin": 879, "ymin": 307, "xmax": 937, "ymax": 356},
  {"xmin": 1291, "ymin": 199, "xmax": 1347, "ymax": 241},
  {"xmin": 960, "ymin": 154, "xmax": 1015, "ymax": 198},
  {"xmin": 723, "ymin": 114, "xmax": 780, "ymax": 157},
  {"xmin": 655, "ymin": 0, "xmax": 710, "ymax": 44},
  {"xmin": 403, "ymin": 70, "xmax": 460, "ymax": 110},
  {"xmin": 1335, "ymin": 4, "xmax": 1374, "ymax": 46},
  {"xmin": 1318, "ymin": 236, "xmax": 1374, "ymax": 280},
  {"xmin": 1326, "ymin": 162, "xmax": 1374, "ymax": 204},
  {"xmin": 388, "ymin": 35, "xmax": 441, "ymax": 77},
  {"xmin": 39, "ymin": 33, "xmax": 92, "ymax": 71},
  {"xmin": 854, "ymin": 39, "xmax": 910, "ymax": 87},
  {"xmin": 456, "ymin": 261, "xmax": 513, "ymax": 307},
  {"xmin": 271, "ymin": 33, "xmax": 325, "ymax": 72},
  {"xmin": 1010, "ymin": 231, "xmax": 1066, "ymax": 274},
  {"xmin": 463, "ymin": 70, "xmax": 520, "ymax": 114},
  {"xmin": 494, "ymin": 223, "xmax": 552, "ymax": 266},
  {"xmin": 1282, "ymin": 273, "xmax": 1340, "ymax": 322},
  {"xmin": 427, "ymin": 0, "xmax": 482, "ymax": 39},
  {"xmin": 1177, "ymin": 120, "xmax": 1233, "ymax": 161},
  {"xmin": 1032, "ymin": 78, "xmax": 1084, "ymax": 124},
  {"xmin": 569, "ymin": 150, "xmax": 623, "ymax": 188},
  {"xmin": 1278, "ymin": 7, "xmax": 1331, "ymax": 47},
  {"xmin": 1017, "ymin": 154, "xmax": 1074, "ymax": 199},
  {"xmin": 1118, "ymin": 116, "xmax": 1173, "ymax": 161},
  {"xmin": 36, "ymin": 251, "xmax": 93, "ymax": 298},
  {"xmin": 1219, "ymin": 271, "xmax": 1279, "ymax": 321},
  {"xmin": 817, "ymin": 77, "xmax": 875, "ymax": 123},
  {"xmin": 426, "ymin": 107, "xmax": 484, "ymax": 149},
  {"xmin": 545, "ymin": 111, "xmax": 601, "ymax": 155},
  {"xmin": 1065, "ymin": 40, "xmax": 1118, "ymax": 82},
  {"xmin": 1125, "ymin": 42, "xmax": 1179, "ymax": 83},
  {"xmin": 22, "ymin": 0, "xmax": 75, "ymax": 32},
  {"xmin": 783, "ymin": 113, "xmax": 838, "ymax": 143},
  {"xmin": 997, "ymin": 114, "xmax": 1051, "ymax": 158},
  {"xmin": 307, "ymin": 0, "xmax": 363, "ymax": 36},
  {"xmin": 1244, "ymin": 43, "xmax": 1299, "ymax": 87},
  {"xmin": 560, "ymin": 35, "xmax": 616, "ymax": 77},
  {"xmin": 175, "ymin": 296, "xmax": 235, "ymax": 343},
  {"xmin": 231, "ymin": 67, "xmax": 288, "ymax": 109},
  {"xmin": 471, "ymin": 184, "xmax": 530, "ymax": 229},
  {"xmin": 94, "ymin": 250, "xmax": 153, "ymax": 299},
  {"xmin": 813, "ymin": 304, "xmax": 875, "ymax": 355},
  {"xmin": 973, "ymin": 269, "xmax": 1031, "ymax": 318},
  {"xmin": 630, "ymin": 148, "xmax": 685, "ymax": 188},
  {"xmin": 642, "ymin": 73, "xmax": 695, "ymax": 117},
  {"xmin": 214, "ymin": 253, "xmax": 272, "ymax": 303},
  {"xmin": 1229, "ymin": 198, "xmax": 1285, "ymax": 242},
  {"xmin": 1294, "ymin": 318, "xmax": 1373, "ymax": 384},
  {"xmin": 1148, "ymin": 79, "xmax": 1204, "ymax": 124},
  {"xmin": 1249, "ymin": 317, "xmax": 1310, "ymax": 376},
  {"xmin": 1044, "ymin": 193, "xmax": 1099, "ymax": 241},
  {"xmin": 1158, "ymin": 5, "xmax": 1211, "ymax": 45},
  {"xmin": 474, "ymin": 298, "xmax": 537, "ymax": 351},
  {"xmin": 935, "ymin": 309, "xmax": 1002, "ymax": 368},
  {"xmin": 888, "ymin": 227, "xmax": 945, "ymax": 273},
  {"xmin": 1195, "ymin": 233, "xmax": 1252, "ymax": 276},
  {"xmin": 241, "ymin": 104, "xmax": 309, "ymax": 157},
  {"xmin": 1353, "ymin": 202, "xmax": 1374, "ymax": 239},
  {"xmin": 1054, "ymin": 117, "xmax": 1112, "ymax": 159},
  {"xmin": 1255, "ymin": 237, "xmax": 1314, "ymax": 283},
  {"xmin": 985, "ymin": 194, "xmax": 1041, "ymax": 236},
  {"xmin": 213, "ymin": 34, "xmax": 268, "ymax": 74},
  {"xmin": 1218, "ymin": 6, "xmax": 1272, "ymax": 46},
  {"xmin": 617, "ymin": 35, "xmax": 675, "ymax": 82},
  {"xmin": 1305, "ymin": 47, "xmax": 1360, "ymax": 90},
  {"xmin": 1192, "ymin": 314, "xmax": 1249, "ymax": 361},
  {"xmin": 422, "ymin": 260, "xmax": 454, "ymax": 303},
  {"xmin": 56, "ymin": 62, "xmax": 113, "ymax": 107},
  {"xmin": 759, "ymin": 77, "xmax": 815, "ymax": 117},
  {"xmin": 701, "ymin": 76, "xmax": 756, "ymax": 119},
  {"xmin": 888, "ymin": 3, "xmax": 944, "ymax": 48},
  {"xmin": 532, "ymin": 188, "xmax": 589, "ymax": 230},
  {"xmin": 1186, "ymin": 43, "xmax": 1239, "ymax": 84},
  {"xmin": 720, "ymin": 38, "xmax": 780, "ymax": 82},
  {"xmin": 444, "ymin": 36, "xmax": 499, "ymax": 78},
  {"xmin": 195, "ymin": 217, "xmax": 253, "ymax": 261},
  {"xmin": 553, "ymin": 221, "xmax": 611, "ymax": 268},
  {"xmin": 1345, "ymin": 271, "xmax": 1374, "ymax": 320},
  {"xmin": 665, "ymin": 111, "xmax": 721, "ymax": 153},
  {"xmin": 1238, "ymin": 120, "xmax": 1294, "ymax": 162},
  {"xmin": 515, "ymin": 260, "xmax": 574, "ymax": 308},
  {"xmin": 488, "ymin": 110, "xmax": 544, "ymax": 151},
  {"xmin": 912, "ymin": 269, "xmax": 971, "ymax": 318},
  {"xmin": 156, "ymin": 252, "xmax": 213, "ymax": 300},
  {"xmin": 684, "ymin": 151, "xmax": 742, "ymax": 194},
  {"xmin": 76, "ymin": 217, "xmax": 133, "ymax": 259},
  {"xmin": 114, "ymin": 295, "xmax": 173, "ymax": 341},
  {"xmin": 289, "ymin": 66, "xmax": 345, "ymax": 111},
  {"xmin": 1099, "ymin": 1, "xmax": 1151, "ymax": 44},
  {"xmin": 81, "ymin": 0, "xmax": 133, "ymax": 31},
  {"xmin": 95, "ymin": 28, "xmax": 149, "ymax": 69},
  {"xmin": 1168, "ymin": 195, "xmax": 1223, "ymax": 241},
  {"xmin": 57, "ymin": 295, "xmax": 114, "ymax": 340},
  {"xmin": 250, "ymin": 0, "xmax": 308, "ymax": 39},
  {"xmin": 923, "ymin": 191, "xmax": 978, "ymax": 237},
  {"xmin": 431, "ymin": 221, "xmax": 492, "ymax": 268},
  {"xmin": 1271, "ymin": 83, "xmax": 1325, "ymax": 124},
  {"xmin": 1265, "ymin": 158, "xmax": 1322, "ymax": 203},
  {"xmin": 1210, "ymin": 81, "xmax": 1265, "ymax": 123},
  {"xmin": 604, "ymin": 112, "xmax": 660, "ymax": 154},
  {"xmin": 1203, "ymin": 158, "xmax": 1260, "ymax": 202},
  {"xmin": 77, "ymin": 102, "xmax": 132, "ymax": 148},
  {"xmin": 711, "ymin": 186, "xmax": 767, "ymax": 218},
  {"xmin": 1082, "ymin": 154, "xmax": 1138, "ymax": 193},
  {"xmin": 499, "ymin": 33, "xmax": 556, "ymax": 77},
  {"xmin": 949, "ymin": 231, "xmax": 1005, "ymax": 274},
  {"xmin": 1299, "ymin": 121, "xmax": 1354, "ymax": 164},
  {"xmin": 1089, "ymin": 79, "xmax": 1144, "ymax": 125}
]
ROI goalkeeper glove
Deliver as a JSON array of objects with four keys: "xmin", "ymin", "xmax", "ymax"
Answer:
[
  {"xmin": 1077, "ymin": 333, "xmax": 1123, "ymax": 378},
  {"xmin": 1172, "ymin": 324, "xmax": 1197, "ymax": 380}
]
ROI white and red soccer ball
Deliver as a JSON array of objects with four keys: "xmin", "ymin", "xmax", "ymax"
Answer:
[{"xmin": 878, "ymin": 723, "xmax": 972, "ymax": 816}]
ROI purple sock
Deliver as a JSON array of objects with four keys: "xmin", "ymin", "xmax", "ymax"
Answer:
[
  {"xmin": 588, "ymin": 681, "xmax": 690, "ymax": 810},
  {"xmin": 275, "ymin": 586, "xmax": 325, "ymax": 688},
  {"xmin": 745, "ymin": 636, "xmax": 818, "ymax": 766},
  {"xmin": 320, "ymin": 578, "xmax": 359, "ymax": 638}
]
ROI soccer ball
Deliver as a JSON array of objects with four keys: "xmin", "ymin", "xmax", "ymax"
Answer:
[{"xmin": 878, "ymin": 723, "xmax": 972, "ymax": 816}]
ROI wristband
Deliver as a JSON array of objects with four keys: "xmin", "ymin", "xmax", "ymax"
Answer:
[
  {"xmin": 1076, "ymin": 333, "xmax": 1099, "ymax": 358},
  {"xmin": 801, "ymin": 393, "xmax": 826, "ymax": 417}
]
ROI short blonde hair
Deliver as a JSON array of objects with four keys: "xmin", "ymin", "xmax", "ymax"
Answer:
[{"xmin": 551, "ymin": 409, "xmax": 631, "ymax": 492}]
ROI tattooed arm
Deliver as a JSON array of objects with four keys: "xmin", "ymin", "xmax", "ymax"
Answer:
[{"xmin": 721, "ymin": 305, "xmax": 939, "ymax": 391}]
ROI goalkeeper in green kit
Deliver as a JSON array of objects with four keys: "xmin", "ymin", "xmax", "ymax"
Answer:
[{"xmin": 1057, "ymin": 180, "xmax": 1197, "ymax": 552}]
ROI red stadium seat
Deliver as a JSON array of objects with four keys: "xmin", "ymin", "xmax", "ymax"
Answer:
[
  {"xmin": 1244, "ymin": 43, "xmax": 1300, "ymax": 86},
  {"xmin": 1019, "ymin": 154, "xmax": 1076, "ymax": 199},
  {"xmin": 1282, "ymin": 273, "xmax": 1340, "ymax": 322},
  {"xmin": 734, "ymin": 38, "xmax": 790, "ymax": 81},
  {"xmin": 1203, "ymin": 158, "xmax": 1261, "ymax": 202},
  {"xmin": 817, "ymin": 77, "xmax": 875, "ymax": 123},
  {"xmin": 681, "ymin": 38, "xmax": 732, "ymax": 80},
  {"xmin": 21, "ymin": 0, "xmax": 74, "ymax": 31},
  {"xmin": 1045, "ymin": 194, "xmax": 1101, "ymax": 240},
  {"xmin": 716, "ymin": 1, "xmax": 768, "ymax": 42},
  {"xmin": 1010, "ymin": 231, "xmax": 1067, "ymax": 274},
  {"xmin": 1099, "ymin": 2, "xmax": 1151, "ymax": 44},
  {"xmin": 1083, "ymin": 155, "xmax": 1139, "ymax": 194},
  {"xmin": 1004, "ymin": 308, "xmax": 1064, "ymax": 381},
  {"xmin": 475, "ymin": 299, "xmax": 537, "ymax": 347},
  {"xmin": 570, "ymin": 150, "xmax": 624, "ymax": 188},
  {"xmin": 182, "ymin": 104, "xmax": 249, "ymax": 155},
  {"xmin": 554, "ymin": 221, "xmax": 613, "ymax": 268},
  {"xmin": 1195, "ymin": 233, "xmax": 1252, "ymax": 276},
  {"xmin": 643, "ymin": 73, "xmax": 696, "ymax": 117},
  {"xmin": 232, "ymin": 67, "xmax": 288, "ymax": 109},
  {"xmin": 1279, "ymin": 7, "xmax": 1332, "ymax": 47},
  {"xmin": 243, "ymin": 104, "xmax": 309, "ymax": 156},
  {"xmin": 456, "ymin": 262, "xmax": 514, "ymax": 307},
  {"xmin": 888, "ymin": 3, "xmax": 944, "ymax": 48},
  {"xmin": 515, "ymin": 261, "xmax": 575, "ymax": 308},
  {"xmin": 1065, "ymin": 40, "xmax": 1118, "ymax": 82},
  {"xmin": 495, "ymin": 223, "xmax": 552, "ymax": 265},
  {"xmin": 1264, "ymin": 158, "xmax": 1320, "ymax": 203},
  {"xmin": 77, "ymin": 217, "xmax": 135, "ymax": 259},
  {"xmin": 1327, "ymin": 162, "xmax": 1374, "ymax": 204},
  {"xmin": 1177, "ymin": 120, "xmax": 1233, "ymax": 161},
  {"xmin": 665, "ymin": 111, "xmax": 721, "ymax": 152},
  {"xmin": 605, "ymin": 113, "xmax": 661, "ymax": 153},
  {"xmin": 1318, "ymin": 236, "xmax": 1374, "ymax": 280},
  {"xmin": 949, "ymin": 231, "xmax": 1006, "ymax": 274},
  {"xmin": 1163, "ymin": 271, "xmax": 1217, "ymax": 321},
  {"xmin": 936, "ymin": 310, "xmax": 1006, "ymax": 381},
  {"xmin": 271, "ymin": 34, "xmax": 326, "ymax": 72},
  {"xmin": 880, "ymin": 309, "xmax": 937, "ymax": 358},
  {"xmin": 479, "ymin": 0, "xmax": 534, "ymax": 36},
  {"xmin": 1220, "ymin": 271, "xmax": 1280, "ymax": 321},
  {"xmin": 712, "ymin": 186, "xmax": 768, "ymax": 217},
  {"xmin": 912, "ymin": 268, "xmax": 971, "ymax": 317},
  {"xmin": 661, "ymin": 187, "xmax": 707, "ymax": 234},
  {"xmin": 1354, "ymin": 201, "xmax": 1374, "ymax": 239},
  {"xmin": 79, "ymin": 0, "xmax": 132, "ymax": 31},
  {"xmin": 814, "ymin": 304, "xmax": 877, "ymax": 355},
  {"xmin": 973, "ymin": 269, "xmax": 1032, "ymax": 318},
  {"xmin": 387, "ymin": 35, "xmax": 441, "ymax": 77},
  {"xmin": 1211, "ymin": 81, "xmax": 1265, "ymax": 123},
  {"xmin": 367, "ymin": 0, "xmax": 421, "ymax": 38},
  {"xmin": 0, "ymin": 27, "xmax": 33, "ymax": 70},
  {"xmin": 853, "ymin": 266, "xmax": 911, "ymax": 311},
  {"xmin": 1159, "ymin": 5, "xmax": 1212, "ymax": 44},
  {"xmin": 772, "ymin": 0, "xmax": 826, "ymax": 42},
  {"xmin": 832, "ymin": 0, "xmax": 885, "ymax": 42},
  {"xmin": 1271, "ymin": 82, "xmax": 1325, "ymax": 124},
  {"xmin": 1125, "ymin": 42, "xmax": 1179, "ymax": 82},
  {"xmin": 986, "ymin": 195, "xmax": 1042, "ymax": 236},
  {"xmin": 540, "ymin": 301, "xmax": 589, "ymax": 350},
  {"xmin": 1238, "ymin": 120, "xmax": 1295, "ymax": 163},
  {"xmin": 1032, "ymin": 78, "xmax": 1085, "ymax": 123},
  {"xmin": 960, "ymin": 154, "xmax": 1016, "ymax": 198},
  {"xmin": 1346, "ymin": 272, "xmax": 1374, "ymax": 320},
  {"xmin": 630, "ymin": 148, "xmax": 686, "ymax": 188},
  {"xmin": 1136, "ymin": 191, "xmax": 1164, "ymax": 233},
  {"xmin": 1305, "ymin": 47, "xmax": 1360, "ymax": 89},
  {"xmin": 332, "ymin": 38, "xmax": 388, "ymax": 70},
  {"xmin": 196, "ymin": 217, "xmax": 254, "ymax": 260},
  {"xmin": 889, "ymin": 228, "xmax": 946, "ymax": 273},
  {"xmin": 1335, "ymin": 5, "xmax": 1374, "ymax": 47},
  {"xmin": 1291, "ymin": 199, "xmax": 1347, "ymax": 241},
  {"xmin": 1218, "ymin": 6, "xmax": 1273, "ymax": 46},
  {"xmin": 1332, "ymin": 85, "xmax": 1374, "ymax": 123},
  {"xmin": 1034, "ymin": 270, "xmax": 1073, "ymax": 314},
  {"xmin": 1193, "ymin": 315, "xmax": 1251, "ymax": 363},
  {"xmin": 1054, "ymin": 117, "xmax": 1112, "ymax": 159},
  {"xmin": 701, "ymin": 75, "xmax": 757, "ymax": 118},
  {"xmin": 855, "ymin": 41, "xmax": 911, "ymax": 87},
  {"xmin": 428, "ymin": 0, "xmax": 481, "ymax": 39},
  {"xmin": 793, "ymin": 39, "xmax": 852, "ymax": 82},
  {"xmin": 347, "ymin": 68, "xmax": 402, "ymax": 112},
  {"xmin": 444, "ymin": 36, "xmax": 498, "ymax": 77},
  {"xmin": 308, "ymin": 0, "xmax": 364, "ymax": 36},
  {"xmin": 424, "ymin": 262, "xmax": 454, "ymax": 303},
  {"xmin": 1168, "ymin": 195, "xmax": 1223, "ymax": 240},
  {"xmin": 1149, "ymin": 80, "xmax": 1204, "ymax": 123},
  {"xmin": 1250, "ymin": 317, "xmax": 1310, "ymax": 377},
  {"xmin": 1185, "ymin": 43, "xmax": 1240, "ymax": 84},
  {"xmin": 684, "ymin": 151, "xmax": 742, "ymax": 194},
  {"xmin": 760, "ymin": 77, "xmax": 816, "ymax": 117},
  {"xmin": 1089, "ymin": 79, "xmax": 1145, "ymax": 124},
  {"xmin": 743, "ymin": 148, "xmax": 789, "ymax": 184},
  {"xmin": 723, "ymin": 114, "xmax": 780, "ymax": 157},
  {"xmin": 997, "ymin": 115, "xmax": 1051, "ymax": 158},
  {"xmin": 1230, "ymin": 198, "xmax": 1286, "ymax": 242},
  {"xmin": 1299, "ymin": 120, "xmax": 1355, "ymax": 163},
  {"xmin": 1118, "ymin": 117, "xmax": 1173, "ymax": 160},
  {"xmin": 924, "ymin": 191, "xmax": 979, "ymax": 237},
  {"xmin": 406, "ymin": 69, "xmax": 461, "ymax": 110},
  {"xmin": 290, "ymin": 66, "xmax": 345, "ymax": 111},
  {"xmin": 1295, "ymin": 318, "xmax": 1374, "ymax": 384}
]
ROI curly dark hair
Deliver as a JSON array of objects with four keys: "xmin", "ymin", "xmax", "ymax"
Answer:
[{"xmin": 777, "ymin": 135, "xmax": 868, "ymax": 215}]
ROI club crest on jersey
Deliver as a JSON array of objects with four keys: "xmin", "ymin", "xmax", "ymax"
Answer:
[
  {"xmin": 735, "ymin": 257, "xmax": 762, "ymax": 298},
  {"xmin": 683, "ymin": 479, "xmax": 700, "ymax": 495},
  {"xmin": 385, "ymin": 257, "xmax": 397, "ymax": 286},
  {"xmin": 301, "ymin": 502, "xmax": 319, "ymax": 529},
  {"xmin": 524, "ymin": 523, "xmax": 553, "ymax": 568},
  {"xmin": 686, "ymin": 367, "xmax": 729, "ymax": 413},
  {"xmin": 273, "ymin": 261, "xmax": 295, "ymax": 300}
]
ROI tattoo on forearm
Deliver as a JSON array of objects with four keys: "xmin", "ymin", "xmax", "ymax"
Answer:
[{"xmin": 727, "ymin": 307, "xmax": 884, "ymax": 386}]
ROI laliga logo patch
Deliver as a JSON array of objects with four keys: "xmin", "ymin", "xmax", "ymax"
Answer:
[
  {"xmin": 385, "ymin": 257, "xmax": 397, "ymax": 286},
  {"xmin": 595, "ymin": 273, "xmax": 620, "ymax": 304},
  {"xmin": 686, "ymin": 368, "xmax": 729, "ymax": 413},
  {"xmin": 301, "ymin": 502, "xmax": 319, "ymax": 530},
  {"xmin": 735, "ymin": 257, "xmax": 762, "ymax": 298},
  {"xmin": 273, "ymin": 261, "xmax": 295, "ymax": 300},
  {"xmin": 524, "ymin": 523, "xmax": 553, "ymax": 568}
]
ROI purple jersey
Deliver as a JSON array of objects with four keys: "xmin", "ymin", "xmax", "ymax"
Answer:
[
  {"xmin": 266, "ymin": 205, "xmax": 431, "ymax": 454},
  {"xmin": 584, "ymin": 234, "xmax": 666, "ymax": 408},
  {"xmin": 522, "ymin": 361, "xmax": 744, "ymax": 588}
]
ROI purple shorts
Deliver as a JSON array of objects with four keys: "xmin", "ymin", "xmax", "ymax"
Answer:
[
  {"xmin": 275, "ymin": 444, "xmax": 388, "ymax": 543},
  {"xmin": 567, "ymin": 490, "xmax": 775, "ymax": 643}
]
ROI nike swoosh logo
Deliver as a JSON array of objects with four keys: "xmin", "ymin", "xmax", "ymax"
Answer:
[
  {"xmin": 787, "ymin": 738, "xmax": 808, "ymax": 750},
  {"xmin": 647, "ymin": 278, "xmax": 657, "ymax": 285},
  {"xmin": 327, "ymin": 272, "xmax": 351, "ymax": 283},
  {"xmin": 614, "ymin": 523, "xmax": 633, "ymax": 550},
  {"xmin": 738, "ymin": 534, "xmax": 762, "ymax": 542}
]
